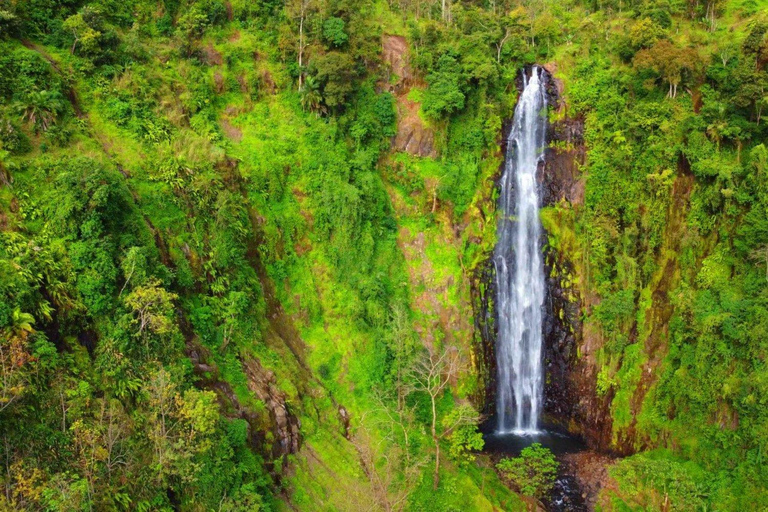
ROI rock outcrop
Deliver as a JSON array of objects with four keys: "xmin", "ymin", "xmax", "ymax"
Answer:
[
  {"xmin": 381, "ymin": 35, "xmax": 437, "ymax": 158},
  {"xmin": 244, "ymin": 357, "xmax": 302, "ymax": 459}
]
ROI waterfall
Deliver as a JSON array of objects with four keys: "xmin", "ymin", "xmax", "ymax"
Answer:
[{"xmin": 494, "ymin": 66, "xmax": 547, "ymax": 435}]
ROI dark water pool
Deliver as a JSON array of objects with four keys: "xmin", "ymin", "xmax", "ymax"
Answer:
[
  {"xmin": 480, "ymin": 419, "xmax": 586, "ymax": 456},
  {"xmin": 482, "ymin": 429, "xmax": 586, "ymax": 457}
]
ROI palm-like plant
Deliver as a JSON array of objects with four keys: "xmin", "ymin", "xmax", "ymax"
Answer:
[
  {"xmin": 300, "ymin": 75, "xmax": 324, "ymax": 115},
  {"xmin": 17, "ymin": 90, "xmax": 64, "ymax": 132}
]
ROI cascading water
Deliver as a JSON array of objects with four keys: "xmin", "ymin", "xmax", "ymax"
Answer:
[{"xmin": 494, "ymin": 66, "xmax": 547, "ymax": 435}]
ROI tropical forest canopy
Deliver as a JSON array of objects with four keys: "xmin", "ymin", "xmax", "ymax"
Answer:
[{"xmin": 0, "ymin": 0, "xmax": 766, "ymax": 509}]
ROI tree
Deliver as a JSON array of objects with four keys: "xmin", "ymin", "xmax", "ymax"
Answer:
[
  {"xmin": 444, "ymin": 406, "xmax": 484, "ymax": 465},
  {"xmin": 313, "ymin": 52, "xmax": 359, "ymax": 109},
  {"xmin": 69, "ymin": 398, "xmax": 130, "ymax": 506},
  {"xmin": 634, "ymin": 40, "xmax": 700, "ymax": 98},
  {"xmin": 143, "ymin": 368, "xmax": 219, "ymax": 484},
  {"xmin": 749, "ymin": 244, "xmax": 768, "ymax": 283},
  {"xmin": 494, "ymin": 8, "xmax": 529, "ymax": 64},
  {"xmin": 175, "ymin": 6, "xmax": 209, "ymax": 56},
  {"xmin": 123, "ymin": 278, "xmax": 178, "ymax": 358},
  {"xmin": 441, "ymin": 0, "xmax": 451, "ymax": 24},
  {"xmin": 300, "ymin": 75, "xmax": 323, "ymax": 114},
  {"xmin": 704, "ymin": 0, "xmax": 725, "ymax": 32},
  {"xmin": 349, "ymin": 419, "xmax": 425, "ymax": 511},
  {"xmin": 733, "ymin": 23, "xmax": 768, "ymax": 124},
  {"xmin": 496, "ymin": 443, "xmax": 559, "ymax": 500},
  {"xmin": 323, "ymin": 17, "xmax": 348, "ymax": 47},
  {"xmin": 123, "ymin": 279, "xmax": 177, "ymax": 337},
  {"xmin": 406, "ymin": 346, "xmax": 461, "ymax": 489},
  {"xmin": 386, "ymin": 303, "xmax": 417, "ymax": 414},
  {"xmin": 17, "ymin": 90, "xmax": 64, "ymax": 132},
  {"xmin": 62, "ymin": 13, "xmax": 101, "ymax": 56},
  {"xmin": 286, "ymin": 0, "xmax": 317, "ymax": 90},
  {"xmin": 422, "ymin": 53, "xmax": 465, "ymax": 120}
]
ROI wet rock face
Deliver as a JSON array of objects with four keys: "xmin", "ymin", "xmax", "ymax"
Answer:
[
  {"xmin": 541, "ymin": 70, "xmax": 585, "ymax": 208},
  {"xmin": 243, "ymin": 358, "xmax": 302, "ymax": 459},
  {"xmin": 471, "ymin": 257, "xmax": 499, "ymax": 415},
  {"xmin": 539, "ymin": 69, "xmax": 616, "ymax": 451},
  {"xmin": 542, "ymin": 241, "xmax": 616, "ymax": 451},
  {"xmin": 542, "ymin": 255, "xmax": 581, "ymax": 421},
  {"xmin": 538, "ymin": 67, "xmax": 585, "ymax": 427},
  {"xmin": 189, "ymin": 345, "xmax": 301, "ymax": 471},
  {"xmin": 541, "ymin": 117, "xmax": 585, "ymax": 207}
]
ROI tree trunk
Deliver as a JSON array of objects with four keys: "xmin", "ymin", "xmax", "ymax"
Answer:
[
  {"xmin": 433, "ymin": 435, "xmax": 440, "ymax": 490},
  {"xmin": 431, "ymin": 394, "xmax": 439, "ymax": 489},
  {"xmin": 298, "ymin": 14, "xmax": 305, "ymax": 91}
]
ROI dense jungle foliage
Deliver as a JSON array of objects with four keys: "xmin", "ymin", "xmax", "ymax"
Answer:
[{"xmin": 0, "ymin": 0, "xmax": 766, "ymax": 509}]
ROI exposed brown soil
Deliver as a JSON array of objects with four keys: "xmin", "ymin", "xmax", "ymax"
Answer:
[
  {"xmin": 382, "ymin": 35, "xmax": 411, "ymax": 85},
  {"xmin": 214, "ymin": 71, "xmax": 226, "ymax": 93},
  {"xmin": 237, "ymin": 73, "xmax": 249, "ymax": 93},
  {"xmin": 393, "ymin": 94, "xmax": 437, "ymax": 158},
  {"xmin": 221, "ymin": 118, "xmax": 242, "ymax": 141},
  {"xmin": 201, "ymin": 43, "xmax": 223, "ymax": 66},
  {"xmin": 261, "ymin": 69, "xmax": 277, "ymax": 95}
]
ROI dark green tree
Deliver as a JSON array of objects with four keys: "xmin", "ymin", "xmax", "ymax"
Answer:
[{"xmin": 496, "ymin": 443, "xmax": 559, "ymax": 500}]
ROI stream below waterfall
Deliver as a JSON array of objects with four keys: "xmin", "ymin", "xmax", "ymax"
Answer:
[{"xmin": 481, "ymin": 420, "xmax": 589, "ymax": 512}]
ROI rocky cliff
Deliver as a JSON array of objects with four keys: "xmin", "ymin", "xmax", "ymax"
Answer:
[{"xmin": 472, "ymin": 66, "xmax": 616, "ymax": 450}]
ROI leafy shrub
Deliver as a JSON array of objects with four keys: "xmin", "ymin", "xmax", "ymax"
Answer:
[
  {"xmin": 323, "ymin": 17, "xmax": 348, "ymax": 47},
  {"xmin": 610, "ymin": 453, "xmax": 709, "ymax": 511},
  {"xmin": 496, "ymin": 443, "xmax": 559, "ymax": 499},
  {"xmin": 0, "ymin": 118, "xmax": 31, "ymax": 154},
  {"xmin": 422, "ymin": 52, "xmax": 465, "ymax": 120},
  {"xmin": 447, "ymin": 422, "xmax": 484, "ymax": 466},
  {"xmin": 313, "ymin": 51, "xmax": 359, "ymax": 109}
]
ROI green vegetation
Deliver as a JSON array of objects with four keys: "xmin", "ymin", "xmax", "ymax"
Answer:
[
  {"xmin": 497, "ymin": 443, "xmax": 560, "ymax": 500},
  {"xmin": 543, "ymin": 2, "xmax": 768, "ymax": 510},
  {"xmin": 0, "ymin": 0, "xmax": 766, "ymax": 509}
]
